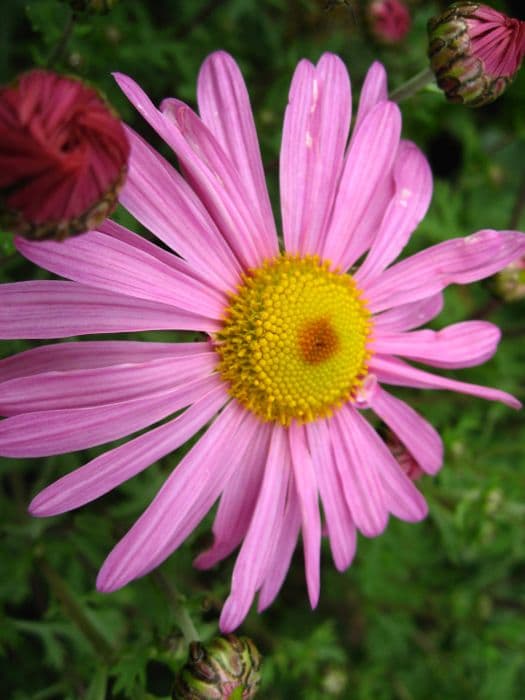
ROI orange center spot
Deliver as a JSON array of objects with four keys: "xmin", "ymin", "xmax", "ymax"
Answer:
[{"xmin": 298, "ymin": 317, "xmax": 340, "ymax": 365}]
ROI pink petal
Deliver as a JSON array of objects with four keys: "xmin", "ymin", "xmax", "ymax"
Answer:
[
  {"xmin": 371, "ymin": 355, "xmax": 521, "ymax": 409},
  {"xmin": 332, "ymin": 405, "xmax": 388, "ymax": 537},
  {"xmin": 373, "ymin": 321, "xmax": 501, "ymax": 369},
  {"xmin": 349, "ymin": 408, "xmax": 428, "ymax": 522},
  {"xmin": 307, "ymin": 419, "xmax": 356, "ymax": 571},
  {"xmin": 280, "ymin": 54, "xmax": 351, "ymax": 255},
  {"xmin": 342, "ymin": 402, "xmax": 428, "ymax": 522},
  {"xmin": 161, "ymin": 98, "xmax": 274, "ymax": 265},
  {"xmin": 197, "ymin": 51, "xmax": 278, "ymax": 256},
  {"xmin": 322, "ymin": 101, "xmax": 401, "ymax": 271},
  {"xmin": 219, "ymin": 426, "xmax": 289, "ymax": 633},
  {"xmin": 0, "ymin": 352, "xmax": 217, "ymax": 415},
  {"xmin": 114, "ymin": 72, "xmax": 266, "ymax": 269},
  {"xmin": 257, "ymin": 474, "xmax": 301, "ymax": 612},
  {"xmin": 29, "ymin": 383, "xmax": 228, "ymax": 516},
  {"xmin": 0, "ymin": 340, "xmax": 208, "ymax": 383},
  {"xmin": 194, "ymin": 418, "xmax": 272, "ymax": 569},
  {"xmin": 289, "ymin": 422, "xmax": 321, "ymax": 608},
  {"xmin": 120, "ymin": 127, "xmax": 241, "ymax": 291},
  {"xmin": 96, "ymin": 400, "xmax": 253, "ymax": 593},
  {"xmin": 372, "ymin": 294, "xmax": 444, "ymax": 333},
  {"xmin": 16, "ymin": 231, "xmax": 226, "ymax": 321},
  {"xmin": 356, "ymin": 141, "xmax": 433, "ymax": 285},
  {"xmin": 0, "ymin": 374, "xmax": 221, "ymax": 457},
  {"xmin": 353, "ymin": 61, "xmax": 388, "ymax": 130},
  {"xmin": 367, "ymin": 383, "xmax": 443, "ymax": 475},
  {"xmin": 366, "ymin": 230, "xmax": 525, "ymax": 313},
  {"xmin": 0, "ymin": 281, "xmax": 217, "ymax": 338}
]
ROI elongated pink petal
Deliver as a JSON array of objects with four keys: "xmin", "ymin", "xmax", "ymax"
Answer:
[
  {"xmin": 366, "ymin": 230, "xmax": 525, "ymax": 313},
  {"xmin": 280, "ymin": 59, "xmax": 314, "ymax": 254},
  {"xmin": 0, "ymin": 352, "xmax": 217, "ymax": 415},
  {"xmin": 161, "ymin": 97, "xmax": 274, "ymax": 265},
  {"xmin": 332, "ymin": 405, "xmax": 388, "ymax": 537},
  {"xmin": 371, "ymin": 355, "xmax": 521, "ymax": 409},
  {"xmin": 120, "ymin": 127, "xmax": 241, "ymax": 291},
  {"xmin": 197, "ymin": 51, "xmax": 278, "ymax": 255},
  {"xmin": 307, "ymin": 419, "xmax": 356, "ymax": 571},
  {"xmin": 219, "ymin": 426, "xmax": 289, "ymax": 633},
  {"xmin": 257, "ymin": 474, "xmax": 301, "ymax": 612},
  {"xmin": 373, "ymin": 321, "xmax": 501, "ymax": 369},
  {"xmin": 97, "ymin": 218, "xmax": 217, "ymax": 285},
  {"xmin": 0, "ymin": 281, "xmax": 217, "ymax": 338},
  {"xmin": 96, "ymin": 400, "xmax": 253, "ymax": 593},
  {"xmin": 194, "ymin": 419, "xmax": 272, "ymax": 569},
  {"xmin": 0, "ymin": 340, "xmax": 208, "ymax": 383},
  {"xmin": 356, "ymin": 141, "xmax": 433, "ymax": 284},
  {"xmin": 16, "ymin": 231, "xmax": 226, "ymax": 320},
  {"xmin": 289, "ymin": 422, "xmax": 321, "ymax": 608},
  {"xmin": 280, "ymin": 54, "xmax": 351, "ymax": 255},
  {"xmin": 29, "ymin": 383, "xmax": 228, "ymax": 516},
  {"xmin": 114, "ymin": 72, "xmax": 264, "ymax": 269},
  {"xmin": 373, "ymin": 294, "xmax": 444, "ymax": 333},
  {"xmin": 349, "ymin": 408, "xmax": 428, "ymax": 522},
  {"xmin": 322, "ymin": 101, "xmax": 401, "ymax": 271},
  {"xmin": 367, "ymin": 383, "xmax": 443, "ymax": 475},
  {"xmin": 353, "ymin": 61, "xmax": 388, "ymax": 130},
  {"xmin": 0, "ymin": 374, "xmax": 221, "ymax": 457},
  {"xmin": 337, "ymin": 399, "xmax": 428, "ymax": 521}
]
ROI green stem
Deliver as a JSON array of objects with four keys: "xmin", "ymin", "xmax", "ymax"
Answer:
[
  {"xmin": 153, "ymin": 570, "xmax": 200, "ymax": 644},
  {"xmin": 389, "ymin": 66, "xmax": 436, "ymax": 103},
  {"xmin": 46, "ymin": 9, "xmax": 76, "ymax": 69},
  {"xmin": 38, "ymin": 555, "xmax": 115, "ymax": 661}
]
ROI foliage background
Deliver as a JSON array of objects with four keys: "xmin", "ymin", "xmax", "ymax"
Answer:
[{"xmin": 1, "ymin": 1, "xmax": 524, "ymax": 698}]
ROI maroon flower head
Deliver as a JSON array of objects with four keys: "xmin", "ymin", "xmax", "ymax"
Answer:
[
  {"xmin": 428, "ymin": 2, "xmax": 525, "ymax": 107},
  {"xmin": 0, "ymin": 69, "xmax": 129, "ymax": 239},
  {"xmin": 367, "ymin": 0, "xmax": 411, "ymax": 45}
]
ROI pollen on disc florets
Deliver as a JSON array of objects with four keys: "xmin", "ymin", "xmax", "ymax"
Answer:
[{"xmin": 215, "ymin": 254, "xmax": 373, "ymax": 426}]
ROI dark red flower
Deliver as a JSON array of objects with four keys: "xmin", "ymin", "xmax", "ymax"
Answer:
[
  {"xmin": 0, "ymin": 70, "xmax": 129, "ymax": 239},
  {"xmin": 367, "ymin": 0, "xmax": 411, "ymax": 45}
]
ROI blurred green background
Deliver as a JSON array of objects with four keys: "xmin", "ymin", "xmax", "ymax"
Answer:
[{"xmin": 1, "ymin": 1, "xmax": 525, "ymax": 698}]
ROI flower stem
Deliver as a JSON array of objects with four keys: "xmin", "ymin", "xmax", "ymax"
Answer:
[
  {"xmin": 389, "ymin": 67, "xmax": 436, "ymax": 103},
  {"xmin": 153, "ymin": 570, "xmax": 200, "ymax": 644},
  {"xmin": 38, "ymin": 554, "xmax": 115, "ymax": 661},
  {"xmin": 46, "ymin": 9, "xmax": 76, "ymax": 69}
]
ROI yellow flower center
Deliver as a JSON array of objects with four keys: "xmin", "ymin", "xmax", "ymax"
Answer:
[{"xmin": 215, "ymin": 254, "xmax": 372, "ymax": 425}]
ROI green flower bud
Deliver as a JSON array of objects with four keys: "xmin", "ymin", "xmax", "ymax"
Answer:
[
  {"xmin": 172, "ymin": 635, "xmax": 262, "ymax": 700},
  {"xmin": 489, "ymin": 258, "xmax": 525, "ymax": 302},
  {"xmin": 428, "ymin": 3, "xmax": 525, "ymax": 107}
]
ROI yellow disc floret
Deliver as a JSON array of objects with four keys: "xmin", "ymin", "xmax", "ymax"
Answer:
[{"xmin": 215, "ymin": 254, "xmax": 372, "ymax": 425}]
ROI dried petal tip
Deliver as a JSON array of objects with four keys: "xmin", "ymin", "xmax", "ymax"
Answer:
[
  {"xmin": 366, "ymin": 0, "xmax": 411, "ymax": 45},
  {"xmin": 172, "ymin": 635, "xmax": 262, "ymax": 699},
  {"xmin": 0, "ymin": 70, "xmax": 129, "ymax": 240},
  {"xmin": 380, "ymin": 425, "xmax": 424, "ymax": 481},
  {"xmin": 428, "ymin": 2, "xmax": 525, "ymax": 107},
  {"xmin": 489, "ymin": 257, "xmax": 525, "ymax": 302}
]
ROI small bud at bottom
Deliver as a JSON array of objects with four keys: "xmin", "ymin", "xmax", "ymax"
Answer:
[{"xmin": 173, "ymin": 634, "xmax": 262, "ymax": 699}]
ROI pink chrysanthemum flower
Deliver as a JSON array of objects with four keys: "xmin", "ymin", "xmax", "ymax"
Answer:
[{"xmin": 1, "ymin": 53, "xmax": 524, "ymax": 632}]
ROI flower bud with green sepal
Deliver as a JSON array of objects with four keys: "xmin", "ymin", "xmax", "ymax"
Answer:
[
  {"xmin": 428, "ymin": 2, "xmax": 525, "ymax": 107},
  {"xmin": 172, "ymin": 635, "xmax": 262, "ymax": 700}
]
